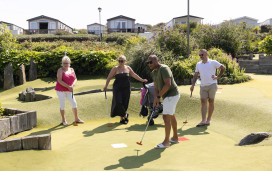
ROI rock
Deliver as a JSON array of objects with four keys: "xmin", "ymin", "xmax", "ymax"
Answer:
[
  {"xmin": 18, "ymin": 64, "xmax": 26, "ymax": 85},
  {"xmin": 3, "ymin": 63, "xmax": 14, "ymax": 90},
  {"xmin": 22, "ymin": 136, "xmax": 39, "ymax": 150},
  {"xmin": 6, "ymin": 138, "xmax": 22, "ymax": 152},
  {"xmin": 249, "ymin": 53, "xmax": 254, "ymax": 60},
  {"xmin": 17, "ymin": 113, "xmax": 28, "ymax": 131},
  {"xmin": 27, "ymin": 111, "xmax": 37, "ymax": 128},
  {"xmin": 238, "ymin": 132, "xmax": 271, "ymax": 146},
  {"xmin": 37, "ymin": 134, "xmax": 51, "ymax": 150},
  {"xmin": 9, "ymin": 115, "xmax": 20, "ymax": 134},
  {"xmin": 26, "ymin": 87, "xmax": 34, "ymax": 92},
  {"xmin": 19, "ymin": 91, "xmax": 26, "ymax": 101},
  {"xmin": 0, "ymin": 118, "xmax": 11, "ymax": 140},
  {"xmin": 0, "ymin": 140, "xmax": 8, "ymax": 152},
  {"xmin": 25, "ymin": 91, "xmax": 35, "ymax": 102},
  {"xmin": 29, "ymin": 58, "xmax": 37, "ymax": 81}
]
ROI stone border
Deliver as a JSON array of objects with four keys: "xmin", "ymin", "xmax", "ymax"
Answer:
[
  {"xmin": 0, "ymin": 108, "xmax": 37, "ymax": 140},
  {"xmin": 0, "ymin": 134, "xmax": 51, "ymax": 152}
]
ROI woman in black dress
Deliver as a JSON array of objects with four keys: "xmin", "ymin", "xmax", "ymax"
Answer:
[{"xmin": 103, "ymin": 55, "xmax": 147, "ymax": 124}]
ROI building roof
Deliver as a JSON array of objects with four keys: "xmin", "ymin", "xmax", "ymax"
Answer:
[
  {"xmin": 0, "ymin": 21, "xmax": 24, "ymax": 29},
  {"xmin": 27, "ymin": 15, "xmax": 73, "ymax": 29},
  {"xmin": 107, "ymin": 15, "xmax": 135, "ymax": 21},
  {"xmin": 87, "ymin": 23, "xmax": 105, "ymax": 27},
  {"xmin": 173, "ymin": 15, "xmax": 204, "ymax": 20},
  {"xmin": 232, "ymin": 16, "xmax": 258, "ymax": 22}
]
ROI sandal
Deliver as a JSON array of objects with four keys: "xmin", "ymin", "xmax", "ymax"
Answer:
[
  {"xmin": 169, "ymin": 138, "xmax": 179, "ymax": 144},
  {"xmin": 154, "ymin": 143, "xmax": 170, "ymax": 149},
  {"xmin": 124, "ymin": 113, "xmax": 129, "ymax": 124},
  {"xmin": 75, "ymin": 120, "xmax": 84, "ymax": 124},
  {"xmin": 120, "ymin": 118, "xmax": 128, "ymax": 124},
  {"xmin": 196, "ymin": 122, "xmax": 206, "ymax": 127},
  {"xmin": 62, "ymin": 121, "xmax": 68, "ymax": 126}
]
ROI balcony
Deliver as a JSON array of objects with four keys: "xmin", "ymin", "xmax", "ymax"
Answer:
[{"xmin": 107, "ymin": 28, "xmax": 145, "ymax": 34}]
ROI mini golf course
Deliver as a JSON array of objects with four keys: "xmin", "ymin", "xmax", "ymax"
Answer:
[{"xmin": 0, "ymin": 74, "xmax": 271, "ymax": 171}]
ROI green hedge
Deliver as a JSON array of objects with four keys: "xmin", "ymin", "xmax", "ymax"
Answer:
[
  {"xmin": 15, "ymin": 33, "xmax": 138, "ymax": 43},
  {"xmin": 1, "ymin": 46, "xmax": 119, "ymax": 80}
]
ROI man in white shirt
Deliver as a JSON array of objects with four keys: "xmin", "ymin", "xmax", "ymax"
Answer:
[{"xmin": 190, "ymin": 49, "xmax": 226, "ymax": 127}]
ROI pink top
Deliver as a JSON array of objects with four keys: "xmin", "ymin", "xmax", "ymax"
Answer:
[
  {"xmin": 140, "ymin": 87, "xmax": 146, "ymax": 105},
  {"xmin": 55, "ymin": 69, "xmax": 76, "ymax": 92}
]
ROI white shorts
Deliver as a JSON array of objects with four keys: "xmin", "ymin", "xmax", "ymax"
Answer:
[
  {"xmin": 162, "ymin": 94, "xmax": 180, "ymax": 115},
  {"xmin": 56, "ymin": 91, "xmax": 77, "ymax": 110}
]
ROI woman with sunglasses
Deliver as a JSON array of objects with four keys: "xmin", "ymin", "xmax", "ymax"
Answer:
[
  {"xmin": 103, "ymin": 55, "xmax": 148, "ymax": 124},
  {"xmin": 55, "ymin": 55, "xmax": 84, "ymax": 126}
]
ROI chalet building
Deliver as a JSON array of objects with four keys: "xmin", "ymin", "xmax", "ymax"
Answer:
[
  {"xmin": 87, "ymin": 23, "xmax": 106, "ymax": 35},
  {"xmin": 230, "ymin": 16, "xmax": 259, "ymax": 27},
  {"xmin": 26, "ymin": 15, "xmax": 73, "ymax": 34},
  {"xmin": 0, "ymin": 21, "xmax": 24, "ymax": 35},
  {"xmin": 107, "ymin": 15, "xmax": 145, "ymax": 33},
  {"xmin": 166, "ymin": 15, "xmax": 204, "ymax": 28},
  {"xmin": 259, "ymin": 18, "xmax": 272, "ymax": 26}
]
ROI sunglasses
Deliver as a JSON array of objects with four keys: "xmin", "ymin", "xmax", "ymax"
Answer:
[
  {"xmin": 199, "ymin": 54, "xmax": 204, "ymax": 57},
  {"xmin": 146, "ymin": 61, "xmax": 153, "ymax": 65},
  {"xmin": 62, "ymin": 63, "xmax": 70, "ymax": 65},
  {"xmin": 118, "ymin": 60, "xmax": 125, "ymax": 63}
]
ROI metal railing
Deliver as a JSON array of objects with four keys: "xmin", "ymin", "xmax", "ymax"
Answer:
[{"xmin": 107, "ymin": 28, "xmax": 145, "ymax": 34}]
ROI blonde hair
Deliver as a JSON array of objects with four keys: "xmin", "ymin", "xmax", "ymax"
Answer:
[
  {"xmin": 118, "ymin": 55, "xmax": 127, "ymax": 61},
  {"xmin": 62, "ymin": 56, "xmax": 71, "ymax": 64}
]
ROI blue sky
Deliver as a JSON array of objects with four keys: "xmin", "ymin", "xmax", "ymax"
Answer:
[{"xmin": 0, "ymin": 0, "xmax": 271, "ymax": 29}]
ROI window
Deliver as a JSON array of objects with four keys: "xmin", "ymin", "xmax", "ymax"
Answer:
[
  {"xmin": 30, "ymin": 22, "xmax": 37, "ymax": 29},
  {"xmin": 50, "ymin": 22, "xmax": 56, "ymax": 29},
  {"xmin": 117, "ymin": 21, "xmax": 126, "ymax": 29}
]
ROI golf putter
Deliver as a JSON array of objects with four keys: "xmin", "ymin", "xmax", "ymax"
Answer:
[
  {"xmin": 137, "ymin": 107, "xmax": 157, "ymax": 145},
  {"xmin": 183, "ymin": 91, "xmax": 192, "ymax": 124},
  {"xmin": 105, "ymin": 91, "xmax": 112, "ymax": 127}
]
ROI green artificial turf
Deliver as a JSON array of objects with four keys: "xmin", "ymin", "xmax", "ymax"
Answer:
[{"xmin": 0, "ymin": 74, "xmax": 271, "ymax": 170}]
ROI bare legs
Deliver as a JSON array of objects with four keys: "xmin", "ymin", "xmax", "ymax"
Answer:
[
  {"xmin": 162, "ymin": 115, "xmax": 178, "ymax": 146},
  {"xmin": 60, "ymin": 107, "xmax": 83, "ymax": 125},
  {"xmin": 199, "ymin": 98, "xmax": 214, "ymax": 125}
]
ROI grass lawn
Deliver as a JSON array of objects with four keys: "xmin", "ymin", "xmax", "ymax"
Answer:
[{"xmin": 0, "ymin": 74, "xmax": 271, "ymax": 170}]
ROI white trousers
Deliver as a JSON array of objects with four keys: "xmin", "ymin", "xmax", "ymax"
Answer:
[{"xmin": 56, "ymin": 91, "xmax": 77, "ymax": 110}]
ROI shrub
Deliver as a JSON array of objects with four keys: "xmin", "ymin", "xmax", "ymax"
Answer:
[
  {"xmin": 259, "ymin": 35, "xmax": 272, "ymax": 55},
  {"xmin": 260, "ymin": 25, "xmax": 272, "ymax": 33},
  {"xmin": 156, "ymin": 26, "xmax": 197, "ymax": 57},
  {"xmin": 124, "ymin": 36, "xmax": 146, "ymax": 52},
  {"xmin": 125, "ymin": 41, "xmax": 162, "ymax": 81},
  {"xmin": 18, "ymin": 40, "xmax": 124, "ymax": 53},
  {"xmin": 0, "ymin": 100, "xmax": 4, "ymax": 117},
  {"xmin": 55, "ymin": 30, "xmax": 72, "ymax": 35},
  {"xmin": 192, "ymin": 22, "xmax": 253, "ymax": 57},
  {"xmin": 0, "ymin": 46, "xmax": 119, "ymax": 80},
  {"xmin": 171, "ymin": 48, "xmax": 251, "ymax": 84}
]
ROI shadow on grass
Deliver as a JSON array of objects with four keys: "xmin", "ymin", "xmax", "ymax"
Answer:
[
  {"xmin": 27, "ymin": 124, "xmax": 72, "ymax": 136},
  {"xmin": 120, "ymin": 123, "xmax": 164, "ymax": 132},
  {"xmin": 83, "ymin": 123, "xmax": 120, "ymax": 137},
  {"xmin": 104, "ymin": 148, "xmax": 166, "ymax": 170},
  {"xmin": 178, "ymin": 126, "xmax": 209, "ymax": 136}
]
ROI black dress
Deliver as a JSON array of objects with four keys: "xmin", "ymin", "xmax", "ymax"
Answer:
[{"xmin": 111, "ymin": 73, "xmax": 131, "ymax": 118}]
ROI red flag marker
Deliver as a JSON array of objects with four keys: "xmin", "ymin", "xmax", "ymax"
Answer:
[{"xmin": 178, "ymin": 137, "xmax": 189, "ymax": 141}]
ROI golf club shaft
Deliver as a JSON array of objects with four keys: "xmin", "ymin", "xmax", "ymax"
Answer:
[
  {"xmin": 139, "ymin": 109, "xmax": 156, "ymax": 143},
  {"xmin": 184, "ymin": 92, "xmax": 192, "ymax": 121},
  {"xmin": 105, "ymin": 92, "xmax": 109, "ymax": 123}
]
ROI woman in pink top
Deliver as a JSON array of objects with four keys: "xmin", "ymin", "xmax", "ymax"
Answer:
[{"xmin": 55, "ymin": 56, "xmax": 84, "ymax": 126}]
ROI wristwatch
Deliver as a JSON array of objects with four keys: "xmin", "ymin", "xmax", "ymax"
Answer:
[{"xmin": 157, "ymin": 96, "xmax": 161, "ymax": 99}]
